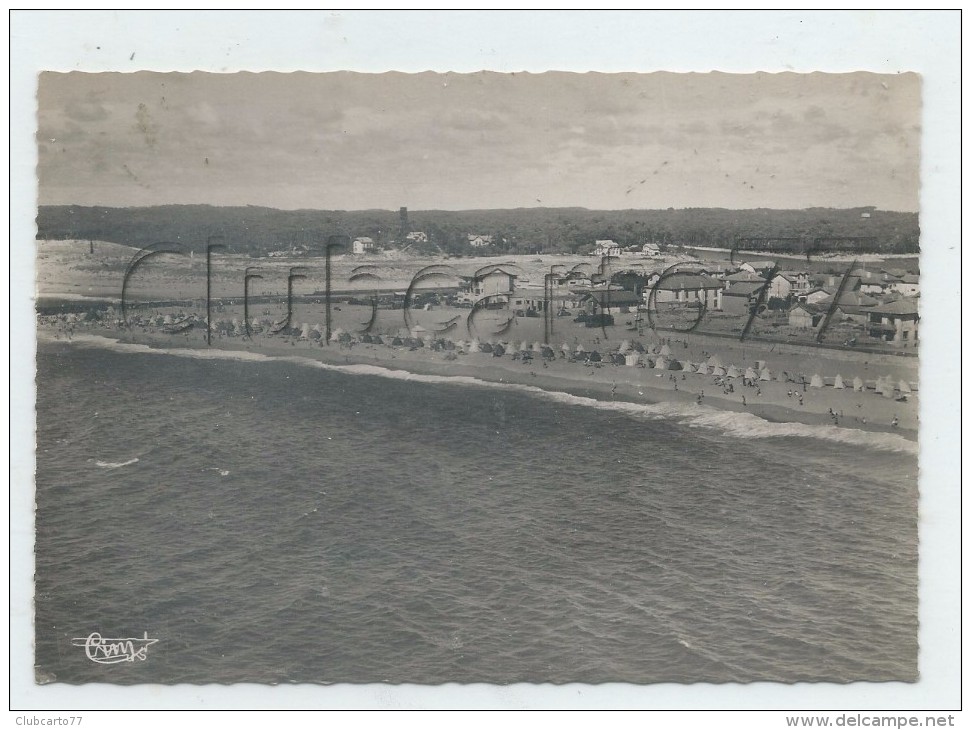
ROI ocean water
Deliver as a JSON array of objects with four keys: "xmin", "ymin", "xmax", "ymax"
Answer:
[{"xmin": 33, "ymin": 339, "xmax": 918, "ymax": 684}]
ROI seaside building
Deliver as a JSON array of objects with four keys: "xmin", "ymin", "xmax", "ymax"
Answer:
[
  {"xmin": 721, "ymin": 281, "xmax": 767, "ymax": 316},
  {"xmin": 405, "ymin": 231, "xmax": 428, "ymax": 244},
  {"xmin": 594, "ymin": 240, "xmax": 622, "ymax": 258},
  {"xmin": 580, "ymin": 289, "xmax": 642, "ymax": 315},
  {"xmin": 352, "ymin": 237, "xmax": 375, "ymax": 254},
  {"xmin": 459, "ymin": 266, "xmax": 518, "ymax": 304},
  {"xmin": 650, "ymin": 272, "xmax": 722, "ymax": 310},
  {"xmin": 891, "ymin": 274, "xmax": 920, "ymax": 297},
  {"xmin": 641, "ymin": 243, "xmax": 662, "ymax": 257},
  {"xmin": 788, "ymin": 303, "xmax": 823, "ymax": 329},
  {"xmin": 866, "ymin": 299, "xmax": 920, "ymax": 346},
  {"xmin": 467, "ymin": 234, "xmax": 494, "ymax": 248}
]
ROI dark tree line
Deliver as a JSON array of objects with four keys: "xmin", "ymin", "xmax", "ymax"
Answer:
[{"xmin": 36, "ymin": 204, "xmax": 919, "ymax": 255}]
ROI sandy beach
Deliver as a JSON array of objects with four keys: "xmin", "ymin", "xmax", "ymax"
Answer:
[{"xmin": 38, "ymin": 313, "xmax": 918, "ymax": 443}]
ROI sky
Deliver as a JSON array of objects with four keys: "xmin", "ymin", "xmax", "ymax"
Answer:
[{"xmin": 36, "ymin": 70, "xmax": 921, "ymax": 212}]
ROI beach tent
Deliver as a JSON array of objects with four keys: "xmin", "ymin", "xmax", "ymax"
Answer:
[
  {"xmin": 519, "ymin": 341, "xmax": 530, "ymax": 352},
  {"xmin": 610, "ymin": 353, "xmax": 626, "ymax": 365},
  {"xmin": 625, "ymin": 353, "xmax": 641, "ymax": 367},
  {"xmin": 852, "ymin": 376, "xmax": 864, "ymax": 392},
  {"xmin": 360, "ymin": 333, "xmax": 373, "ymax": 344},
  {"xmin": 372, "ymin": 335, "xmax": 384, "ymax": 345},
  {"xmin": 444, "ymin": 351, "xmax": 458, "ymax": 361},
  {"xmin": 532, "ymin": 341, "xmax": 544, "ymax": 352},
  {"xmin": 744, "ymin": 367, "xmax": 759, "ymax": 381},
  {"xmin": 618, "ymin": 340, "xmax": 632, "ymax": 354},
  {"xmin": 587, "ymin": 351, "xmax": 602, "ymax": 363},
  {"xmin": 810, "ymin": 373, "xmax": 824, "ymax": 388},
  {"xmin": 655, "ymin": 357, "xmax": 670, "ymax": 370},
  {"xmin": 726, "ymin": 365, "xmax": 741, "ymax": 379},
  {"xmin": 882, "ymin": 382, "xmax": 895, "ymax": 398},
  {"xmin": 707, "ymin": 355, "xmax": 723, "ymax": 368},
  {"xmin": 695, "ymin": 363, "xmax": 708, "ymax": 375},
  {"xmin": 492, "ymin": 343, "xmax": 505, "ymax": 357},
  {"xmin": 300, "ymin": 323, "xmax": 312, "ymax": 339},
  {"xmin": 712, "ymin": 366, "xmax": 726, "ymax": 377},
  {"xmin": 833, "ymin": 374, "xmax": 845, "ymax": 389},
  {"xmin": 667, "ymin": 359, "xmax": 683, "ymax": 371},
  {"xmin": 575, "ymin": 344, "xmax": 587, "ymax": 354},
  {"xmin": 659, "ymin": 344, "xmax": 672, "ymax": 357},
  {"xmin": 479, "ymin": 342, "xmax": 493, "ymax": 353},
  {"xmin": 759, "ymin": 368, "xmax": 772, "ymax": 381},
  {"xmin": 454, "ymin": 339, "xmax": 468, "ymax": 351},
  {"xmin": 391, "ymin": 336, "xmax": 404, "ymax": 346},
  {"xmin": 541, "ymin": 346, "xmax": 556, "ymax": 360},
  {"xmin": 469, "ymin": 338, "xmax": 481, "ymax": 352},
  {"xmin": 443, "ymin": 339, "xmax": 455, "ymax": 351},
  {"xmin": 898, "ymin": 380, "xmax": 912, "ymax": 394},
  {"xmin": 164, "ymin": 314, "xmax": 174, "ymax": 325},
  {"xmin": 630, "ymin": 341, "xmax": 645, "ymax": 353}
]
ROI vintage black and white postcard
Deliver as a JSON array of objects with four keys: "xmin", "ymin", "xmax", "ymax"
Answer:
[{"xmin": 12, "ymin": 9, "xmax": 960, "ymax": 713}]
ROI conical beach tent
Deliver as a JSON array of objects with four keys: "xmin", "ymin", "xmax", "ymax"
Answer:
[
  {"xmin": 833, "ymin": 374, "xmax": 845, "ymax": 389},
  {"xmin": 618, "ymin": 340, "xmax": 631, "ymax": 354},
  {"xmin": 759, "ymin": 368, "xmax": 772, "ymax": 381},
  {"xmin": 712, "ymin": 366, "xmax": 726, "ymax": 377},
  {"xmin": 659, "ymin": 344, "xmax": 672, "ymax": 357},
  {"xmin": 853, "ymin": 376, "xmax": 864, "ymax": 392},
  {"xmin": 810, "ymin": 373, "xmax": 824, "ymax": 388},
  {"xmin": 707, "ymin": 355, "xmax": 723, "ymax": 368},
  {"xmin": 625, "ymin": 353, "xmax": 640, "ymax": 367},
  {"xmin": 726, "ymin": 365, "xmax": 741, "ymax": 379},
  {"xmin": 744, "ymin": 367, "xmax": 759, "ymax": 381},
  {"xmin": 898, "ymin": 380, "xmax": 912, "ymax": 393}
]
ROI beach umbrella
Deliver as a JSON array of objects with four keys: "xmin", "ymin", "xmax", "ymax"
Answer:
[
  {"xmin": 726, "ymin": 365, "xmax": 741, "ymax": 379},
  {"xmin": 898, "ymin": 379, "xmax": 912, "ymax": 393},
  {"xmin": 712, "ymin": 365, "xmax": 726, "ymax": 377},
  {"xmin": 588, "ymin": 351, "xmax": 602, "ymax": 363},
  {"xmin": 833, "ymin": 374, "xmax": 845, "ymax": 389},
  {"xmin": 744, "ymin": 367, "xmax": 759, "ymax": 381},
  {"xmin": 707, "ymin": 355, "xmax": 723, "ymax": 368},
  {"xmin": 659, "ymin": 344, "xmax": 672, "ymax": 357},
  {"xmin": 810, "ymin": 373, "xmax": 824, "ymax": 388},
  {"xmin": 852, "ymin": 376, "xmax": 864, "ymax": 392}
]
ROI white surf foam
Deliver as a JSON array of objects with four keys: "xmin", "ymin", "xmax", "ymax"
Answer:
[
  {"xmin": 59, "ymin": 334, "xmax": 917, "ymax": 455},
  {"xmin": 94, "ymin": 457, "xmax": 139, "ymax": 469}
]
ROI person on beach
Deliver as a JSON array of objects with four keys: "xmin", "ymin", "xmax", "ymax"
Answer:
[
  {"xmin": 891, "ymin": 415, "xmax": 899, "ymax": 428},
  {"xmin": 742, "ymin": 395, "xmax": 746, "ymax": 406},
  {"xmin": 798, "ymin": 393, "xmax": 804, "ymax": 406},
  {"xmin": 787, "ymin": 390, "xmax": 792, "ymax": 399}
]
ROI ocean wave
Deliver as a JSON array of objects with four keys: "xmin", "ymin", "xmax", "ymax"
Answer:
[
  {"xmin": 93, "ymin": 457, "xmax": 139, "ymax": 469},
  {"xmin": 57, "ymin": 334, "xmax": 916, "ymax": 455}
]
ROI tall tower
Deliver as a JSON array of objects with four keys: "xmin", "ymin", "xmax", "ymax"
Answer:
[{"xmin": 399, "ymin": 207, "xmax": 409, "ymax": 238}]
